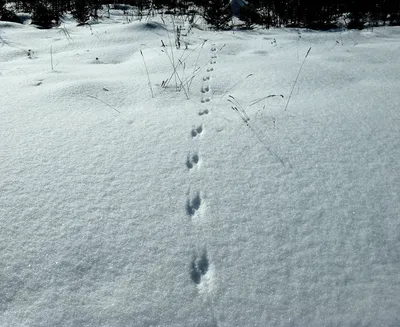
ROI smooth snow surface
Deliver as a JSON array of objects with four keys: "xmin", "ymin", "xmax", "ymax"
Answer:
[{"xmin": 1, "ymin": 15, "xmax": 399, "ymax": 326}]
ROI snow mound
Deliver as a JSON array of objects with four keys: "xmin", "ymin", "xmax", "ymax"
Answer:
[{"xmin": 0, "ymin": 16, "xmax": 399, "ymax": 326}]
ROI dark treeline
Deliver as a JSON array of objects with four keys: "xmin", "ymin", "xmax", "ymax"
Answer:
[{"xmin": 1, "ymin": 0, "xmax": 400, "ymax": 29}]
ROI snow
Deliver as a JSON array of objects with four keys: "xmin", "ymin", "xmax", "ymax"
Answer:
[{"xmin": 1, "ymin": 14, "xmax": 399, "ymax": 326}]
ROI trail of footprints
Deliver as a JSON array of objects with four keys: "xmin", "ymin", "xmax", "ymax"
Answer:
[
  {"xmin": 200, "ymin": 47, "xmax": 217, "ymax": 105},
  {"xmin": 185, "ymin": 44, "xmax": 218, "ymax": 290}
]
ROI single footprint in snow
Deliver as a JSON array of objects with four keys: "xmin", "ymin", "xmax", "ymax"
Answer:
[
  {"xmin": 198, "ymin": 109, "xmax": 209, "ymax": 116},
  {"xmin": 190, "ymin": 250, "xmax": 209, "ymax": 285},
  {"xmin": 186, "ymin": 153, "xmax": 200, "ymax": 169},
  {"xmin": 191, "ymin": 125, "xmax": 203, "ymax": 137},
  {"xmin": 186, "ymin": 192, "xmax": 202, "ymax": 217},
  {"xmin": 201, "ymin": 97, "xmax": 211, "ymax": 103},
  {"xmin": 201, "ymin": 84, "xmax": 210, "ymax": 93}
]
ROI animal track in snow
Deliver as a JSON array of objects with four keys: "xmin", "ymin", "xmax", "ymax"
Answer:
[
  {"xmin": 210, "ymin": 59, "xmax": 216, "ymax": 64},
  {"xmin": 211, "ymin": 54, "xmax": 218, "ymax": 59},
  {"xmin": 207, "ymin": 67, "xmax": 214, "ymax": 72},
  {"xmin": 211, "ymin": 46, "xmax": 217, "ymax": 52},
  {"xmin": 186, "ymin": 192, "xmax": 202, "ymax": 217},
  {"xmin": 186, "ymin": 153, "xmax": 200, "ymax": 169},
  {"xmin": 190, "ymin": 250, "xmax": 209, "ymax": 285},
  {"xmin": 198, "ymin": 109, "xmax": 209, "ymax": 116},
  {"xmin": 201, "ymin": 97, "xmax": 211, "ymax": 103},
  {"xmin": 191, "ymin": 125, "xmax": 203, "ymax": 137},
  {"xmin": 201, "ymin": 84, "xmax": 210, "ymax": 93},
  {"xmin": 203, "ymin": 75, "xmax": 211, "ymax": 81}
]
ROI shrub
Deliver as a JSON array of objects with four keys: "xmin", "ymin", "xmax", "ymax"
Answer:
[
  {"xmin": 32, "ymin": 2, "xmax": 57, "ymax": 28},
  {"xmin": 347, "ymin": 15, "xmax": 366, "ymax": 29},
  {"xmin": 72, "ymin": 0, "xmax": 92, "ymax": 24},
  {"xmin": 203, "ymin": 0, "xmax": 232, "ymax": 30},
  {"xmin": 388, "ymin": 13, "xmax": 400, "ymax": 26},
  {"xmin": 1, "ymin": 0, "xmax": 20, "ymax": 23},
  {"xmin": 239, "ymin": 4, "xmax": 261, "ymax": 29},
  {"xmin": 0, "ymin": 8, "xmax": 21, "ymax": 23}
]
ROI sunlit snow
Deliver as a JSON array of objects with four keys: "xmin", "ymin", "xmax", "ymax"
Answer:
[{"xmin": 1, "ymin": 13, "xmax": 399, "ymax": 326}]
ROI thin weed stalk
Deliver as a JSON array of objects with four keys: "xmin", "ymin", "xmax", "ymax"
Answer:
[
  {"xmin": 140, "ymin": 50, "xmax": 154, "ymax": 98},
  {"xmin": 284, "ymin": 47, "xmax": 311, "ymax": 111},
  {"xmin": 219, "ymin": 74, "xmax": 253, "ymax": 99},
  {"xmin": 87, "ymin": 95, "xmax": 121, "ymax": 113},
  {"xmin": 188, "ymin": 40, "xmax": 207, "ymax": 90},
  {"xmin": 166, "ymin": 29, "xmax": 178, "ymax": 91},
  {"xmin": 50, "ymin": 45, "xmax": 60, "ymax": 71},
  {"xmin": 250, "ymin": 94, "xmax": 284, "ymax": 107},
  {"xmin": 296, "ymin": 31, "xmax": 301, "ymax": 61},
  {"xmin": 161, "ymin": 44, "xmax": 190, "ymax": 99},
  {"xmin": 179, "ymin": 59, "xmax": 187, "ymax": 91},
  {"xmin": 166, "ymin": 53, "xmax": 190, "ymax": 99},
  {"xmin": 50, "ymin": 45, "xmax": 53, "ymax": 71},
  {"xmin": 179, "ymin": 67, "xmax": 200, "ymax": 91},
  {"xmin": 163, "ymin": 39, "xmax": 215, "ymax": 95},
  {"xmin": 180, "ymin": 44, "xmax": 227, "ymax": 92},
  {"xmin": 166, "ymin": 42, "xmax": 226, "ymax": 94},
  {"xmin": 228, "ymin": 95, "xmax": 287, "ymax": 166},
  {"xmin": 60, "ymin": 24, "xmax": 73, "ymax": 44},
  {"xmin": 162, "ymin": 44, "xmax": 187, "ymax": 89}
]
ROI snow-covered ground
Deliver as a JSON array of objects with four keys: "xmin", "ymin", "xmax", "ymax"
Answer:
[{"xmin": 1, "ymin": 13, "xmax": 399, "ymax": 326}]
